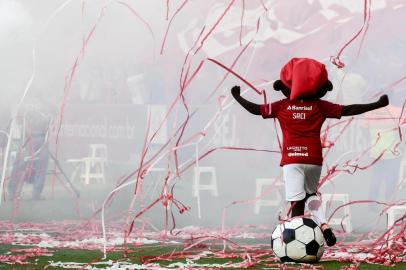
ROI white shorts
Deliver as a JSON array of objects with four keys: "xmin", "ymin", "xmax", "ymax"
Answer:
[{"xmin": 283, "ymin": 163, "xmax": 322, "ymax": 201}]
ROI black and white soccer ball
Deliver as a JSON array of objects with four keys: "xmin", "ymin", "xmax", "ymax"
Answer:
[{"xmin": 271, "ymin": 217, "xmax": 325, "ymax": 262}]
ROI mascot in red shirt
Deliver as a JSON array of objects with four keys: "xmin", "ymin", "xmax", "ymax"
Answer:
[{"xmin": 231, "ymin": 58, "xmax": 389, "ymax": 246}]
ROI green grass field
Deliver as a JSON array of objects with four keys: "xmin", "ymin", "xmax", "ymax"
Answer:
[{"xmin": 1, "ymin": 244, "xmax": 405, "ymax": 270}]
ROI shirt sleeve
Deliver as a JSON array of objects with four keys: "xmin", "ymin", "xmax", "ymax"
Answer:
[
  {"xmin": 319, "ymin": 99, "xmax": 343, "ymax": 119},
  {"xmin": 260, "ymin": 101, "xmax": 282, "ymax": 119}
]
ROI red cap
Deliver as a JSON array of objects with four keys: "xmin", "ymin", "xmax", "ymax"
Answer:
[{"xmin": 280, "ymin": 58, "xmax": 328, "ymax": 100}]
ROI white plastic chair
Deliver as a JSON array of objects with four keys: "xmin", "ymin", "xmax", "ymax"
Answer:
[
  {"xmin": 387, "ymin": 205, "xmax": 406, "ymax": 245},
  {"xmin": 322, "ymin": 193, "xmax": 353, "ymax": 233},
  {"xmin": 254, "ymin": 178, "xmax": 283, "ymax": 214},
  {"xmin": 193, "ymin": 166, "xmax": 218, "ymax": 219},
  {"xmin": 68, "ymin": 144, "xmax": 108, "ymax": 185}
]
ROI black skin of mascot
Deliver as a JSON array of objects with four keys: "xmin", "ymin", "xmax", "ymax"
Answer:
[{"xmin": 231, "ymin": 79, "xmax": 389, "ymax": 246}]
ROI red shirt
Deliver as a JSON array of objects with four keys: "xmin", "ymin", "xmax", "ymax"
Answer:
[{"xmin": 260, "ymin": 99, "xmax": 343, "ymax": 166}]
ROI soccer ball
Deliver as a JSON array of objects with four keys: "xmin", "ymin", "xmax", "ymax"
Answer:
[{"xmin": 271, "ymin": 217, "xmax": 325, "ymax": 262}]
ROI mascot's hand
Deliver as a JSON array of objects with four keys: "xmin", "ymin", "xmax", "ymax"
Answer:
[
  {"xmin": 231, "ymin": 85, "xmax": 241, "ymax": 97},
  {"xmin": 378, "ymin": 94, "xmax": 389, "ymax": 107},
  {"xmin": 273, "ymin": 80, "xmax": 285, "ymax": 91}
]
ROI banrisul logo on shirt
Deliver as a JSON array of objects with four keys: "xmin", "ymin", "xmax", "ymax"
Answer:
[{"xmin": 287, "ymin": 105, "xmax": 313, "ymax": 110}]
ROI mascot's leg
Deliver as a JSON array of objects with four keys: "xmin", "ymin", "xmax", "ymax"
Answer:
[
  {"xmin": 283, "ymin": 164, "xmax": 308, "ymax": 218},
  {"xmin": 301, "ymin": 164, "xmax": 337, "ymax": 247},
  {"xmin": 291, "ymin": 199, "xmax": 305, "ymax": 217},
  {"xmin": 306, "ymin": 194, "xmax": 337, "ymax": 246},
  {"xmin": 305, "ymin": 193, "xmax": 326, "ymax": 225}
]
